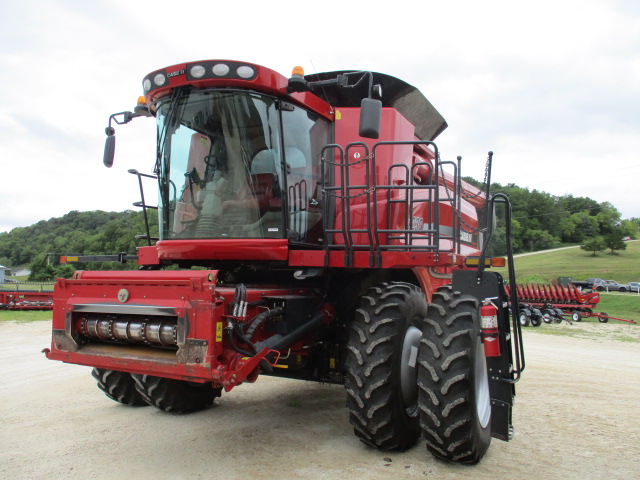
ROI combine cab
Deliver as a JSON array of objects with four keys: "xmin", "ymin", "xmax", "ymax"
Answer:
[{"xmin": 45, "ymin": 61, "xmax": 524, "ymax": 464}]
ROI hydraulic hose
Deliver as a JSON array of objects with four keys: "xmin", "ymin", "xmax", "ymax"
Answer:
[
  {"xmin": 255, "ymin": 311, "xmax": 325, "ymax": 352},
  {"xmin": 245, "ymin": 307, "xmax": 283, "ymax": 341}
]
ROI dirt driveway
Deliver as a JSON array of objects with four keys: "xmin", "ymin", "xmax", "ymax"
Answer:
[{"xmin": 1, "ymin": 320, "xmax": 638, "ymax": 480}]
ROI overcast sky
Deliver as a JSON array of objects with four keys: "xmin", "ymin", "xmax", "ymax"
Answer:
[{"xmin": 1, "ymin": 0, "xmax": 639, "ymax": 233}]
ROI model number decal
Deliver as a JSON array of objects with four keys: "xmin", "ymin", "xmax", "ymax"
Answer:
[{"xmin": 412, "ymin": 216, "xmax": 424, "ymax": 230}]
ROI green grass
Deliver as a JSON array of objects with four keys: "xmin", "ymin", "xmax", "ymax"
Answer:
[
  {"xmin": 0, "ymin": 310, "xmax": 52, "ymax": 322},
  {"xmin": 495, "ymin": 241, "xmax": 640, "ymax": 284},
  {"xmin": 596, "ymin": 293, "xmax": 640, "ymax": 322}
]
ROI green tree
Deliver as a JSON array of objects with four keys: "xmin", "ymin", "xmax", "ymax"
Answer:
[
  {"xmin": 28, "ymin": 254, "xmax": 56, "ymax": 281},
  {"xmin": 581, "ymin": 237, "xmax": 606, "ymax": 256},
  {"xmin": 595, "ymin": 202, "xmax": 621, "ymax": 235},
  {"xmin": 620, "ymin": 219, "xmax": 638, "ymax": 239},
  {"xmin": 604, "ymin": 229, "xmax": 627, "ymax": 254},
  {"xmin": 561, "ymin": 211, "xmax": 599, "ymax": 243},
  {"xmin": 54, "ymin": 263, "xmax": 76, "ymax": 279},
  {"xmin": 522, "ymin": 229, "xmax": 557, "ymax": 252}
]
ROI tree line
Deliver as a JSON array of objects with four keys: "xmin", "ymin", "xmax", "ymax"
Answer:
[
  {"xmin": 466, "ymin": 180, "xmax": 638, "ymax": 256},
  {"xmin": 0, "ymin": 210, "xmax": 158, "ymax": 281}
]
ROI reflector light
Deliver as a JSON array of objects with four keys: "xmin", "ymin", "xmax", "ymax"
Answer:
[
  {"xmin": 153, "ymin": 73, "xmax": 166, "ymax": 86},
  {"xmin": 212, "ymin": 63, "xmax": 230, "ymax": 76},
  {"xmin": 491, "ymin": 257, "xmax": 506, "ymax": 267},
  {"xmin": 464, "ymin": 257, "xmax": 505, "ymax": 268},
  {"xmin": 237, "ymin": 66, "xmax": 255, "ymax": 78},
  {"xmin": 190, "ymin": 65, "xmax": 206, "ymax": 78},
  {"xmin": 465, "ymin": 257, "xmax": 490, "ymax": 267}
]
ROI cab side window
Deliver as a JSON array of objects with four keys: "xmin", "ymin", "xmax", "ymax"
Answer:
[{"xmin": 281, "ymin": 107, "xmax": 330, "ymax": 244}]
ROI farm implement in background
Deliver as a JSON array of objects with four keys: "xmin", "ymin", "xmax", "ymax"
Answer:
[
  {"xmin": 0, "ymin": 289, "xmax": 53, "ymax": 310},
  {"xmin": 510, "ymin": 283, "xmax": 637, "ymax": 325}
]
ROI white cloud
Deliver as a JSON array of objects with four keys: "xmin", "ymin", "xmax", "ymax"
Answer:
[{"xmin": 1, "ymin": 0, "xmax": 639, "ymax": 234}]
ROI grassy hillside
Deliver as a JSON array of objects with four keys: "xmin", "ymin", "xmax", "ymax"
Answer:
[
  {"xmin": 494, "ymin": 241, "xmax": 640, "ymax": 284},
  {"xmin": 493, "ymin": 241, "xmax": 640, "ymax": 323}
]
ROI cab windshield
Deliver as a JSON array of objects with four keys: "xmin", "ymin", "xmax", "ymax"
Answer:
[{"xmin": 156, "ymin": 88, "xmax": 330, "ymax": 243}]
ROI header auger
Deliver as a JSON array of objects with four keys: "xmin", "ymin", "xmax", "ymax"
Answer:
[{"xmin": 45, "ymin": 60, "xmax": 523, "ymax": 464}]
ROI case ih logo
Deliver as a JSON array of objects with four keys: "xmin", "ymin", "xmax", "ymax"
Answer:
[
  {"xmin": 460, "ymin": 230, "xmax": 473, "ymax": 243},
  {"xmin": 167, "ymin": 69, "xmax": 185, "ymax": 78}
]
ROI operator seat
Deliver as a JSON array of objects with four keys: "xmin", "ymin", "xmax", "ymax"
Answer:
[{"xmin": 249, "ymin": 149, "xmax": 281, "ymax": 212}]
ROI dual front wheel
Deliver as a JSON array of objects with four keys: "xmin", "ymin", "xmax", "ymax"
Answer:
[{"xmin": 345, "ymin": 282, "xmax": 491, "ymax": 464}]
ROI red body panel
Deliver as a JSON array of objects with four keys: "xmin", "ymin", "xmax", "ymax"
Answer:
[
  {"xmin": 156, "ymin": 239, "xmax": 289, "ymax": 261},
  {"xmin": 45, "ymin": 270, "xmax": 316, "ymax": 386}
]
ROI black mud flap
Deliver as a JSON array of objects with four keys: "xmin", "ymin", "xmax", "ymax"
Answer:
[{"xmin": 452, "ymin": 269, "xmax": 516, "ymax": 441}]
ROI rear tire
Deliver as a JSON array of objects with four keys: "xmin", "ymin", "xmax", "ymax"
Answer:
[
  {"xmin": 417, "ymin": 287, "xmax": 491, "ymax": 464},
  {"xmin": 131, "ymin": 374, "xmax": 221, "ymax": 413},
  {"xmin": 345, "ymin": 281, "xmax": 427, "ymax": 451},
  {"xmin": 518, "ymin": 311, "xmax": 530, "ymax": 327},
  {"xmin": 571, "ymin": 312, "xmax": 582, "ymax": 322},
  {"xmin": 598, "ymin": 312, "xmax": 609, "ymax": 323},
  {"xmin": 92, "ymin": 368, "xmax": 149, "ymax": 406},
  {"xmin": 542, "ymin": 309, "xmax": 554, "ymax": 324}
]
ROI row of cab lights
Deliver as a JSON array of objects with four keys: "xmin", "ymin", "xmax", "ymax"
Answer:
[{"xmin": 143, "ymin": 63, "xmax": 257, "ymax": 92}]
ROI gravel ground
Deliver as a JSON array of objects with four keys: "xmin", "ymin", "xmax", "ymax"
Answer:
[{"xmin": 1, "ymin": 320, "xmax": 638, "ymax": 480}]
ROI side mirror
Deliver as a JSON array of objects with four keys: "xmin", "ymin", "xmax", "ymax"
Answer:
[
  {"xmin": 101, "ymin": 99, "xmax": 151, "ymax": 168},
  {"xmin": 103, "ymin": 129, "xmax": 115, "ymax": 168},
  {"xmin": 359, "ymin": 98, "xmax": 382, "ymax": 139}
]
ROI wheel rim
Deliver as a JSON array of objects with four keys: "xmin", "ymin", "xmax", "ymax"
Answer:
[
  {"xmin": 475, "ymin": 338, "xmax": 491, "ymax": 429},
  {"xmin": 400, "ymin": 325, "xmax": 422, "ymax": 417},
  {"xmin": 519, "ymin": 313, "xmax": 527, "ymax": 326}
]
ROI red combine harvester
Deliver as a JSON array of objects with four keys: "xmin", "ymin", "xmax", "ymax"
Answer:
[{"xmin": 44, "ymin": 61, "xmax": 524, "ymax": 464}]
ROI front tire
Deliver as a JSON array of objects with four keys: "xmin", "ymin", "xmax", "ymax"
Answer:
[
  {"xmin": 131, "ymin": 374, "xmax": 221, "ymax": 413},
  {"xmin": 417, "ymin": 287, "xmax": 491, "ymax": 464},
  {"xmin": 345, "ymin": 281, "xmax": 427, "ymax": 451},
  {"xmin": 92, "ymin": 368, "xmax": 149, "ymax": 406}
]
